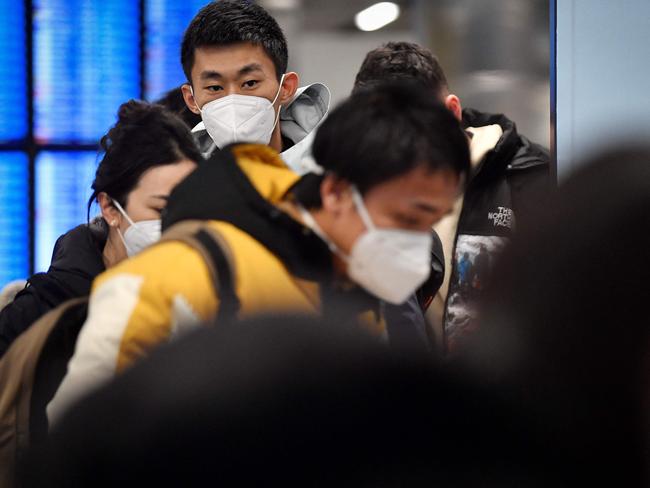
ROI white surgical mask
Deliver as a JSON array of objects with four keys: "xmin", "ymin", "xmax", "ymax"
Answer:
[
  {"xmin": 111, "ymin": 199, "xmax": 162, "ymax": 257},
  {"xmin": 299, "ymin": 187, "xmax": 433, "ymax": 304},
  {"xmin": 192, "ymin": 74, "xmax": 285, "ymax": 149}
]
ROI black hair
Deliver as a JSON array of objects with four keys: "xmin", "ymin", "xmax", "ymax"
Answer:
[
  {"xmin": 294, "ymin": 82, "xmax": 470, "ymax": 209},
  {"xmin": 353, "ymin": 41, "xmax": 448, "ymax": 96},
  {"xmin": 87, "ymin": 100, "xmax": 203, "ymax": 220},
  {"xmin": 154, "ymin": 86, "xmax": 202, "ymax": 129},
  {"xmin": 181, "ymin": 0, "xmax": 288, "ymax": 83}
]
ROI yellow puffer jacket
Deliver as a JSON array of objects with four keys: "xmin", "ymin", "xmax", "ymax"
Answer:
[{"xmin": 48, "ymin": 144, "xmax": 384, "ymax": 425}]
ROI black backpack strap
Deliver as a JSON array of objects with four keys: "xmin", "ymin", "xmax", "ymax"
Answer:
[
  {"xmin": 193, "ymin": 229, "xmax": 241, "ymax": 324},
  {"xmin": 159, "ymin": 220, "xmax": 241, "ymax": 324}
]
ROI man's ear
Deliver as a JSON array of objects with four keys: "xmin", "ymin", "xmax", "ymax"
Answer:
[
  {"xmin": 98, "ymin": 192, "xmax": 121, "ymax": 228},
  {"xmin": 444, "ymin": 94, "xmax": 463, "ymax": 122},
  {"xmin": 181, "ymin": 83, "xmax": 201, "ymax": 115},
  {"xmin": 278, "ymin": 71, "xmax": 299, "ymax": 106},
  {"xmin": 320, "ymin": 174, "xmax": 352, "ymax": 215}
]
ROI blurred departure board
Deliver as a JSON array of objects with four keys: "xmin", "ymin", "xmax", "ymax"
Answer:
[
  {"xmin": 35, "ymin": 151, "xmax": 98, "ymax": 272},
  {"xmin": 0, "ymin": 1, "xmax": 210, "ymax": 288},
  {"xmin": 0, "ymin": 153, "xmax": 30, "ymax": 284},
  {"xmin": 0, "ymin": 0, "xmax": 28, "ymax": 142},
  {"xmin": 33, "ymin": 0, "xmax": 140, "ymax": 143},
  {"xmin": 145, "ymin": 0, "xmax": 210, "ymax": 101}
]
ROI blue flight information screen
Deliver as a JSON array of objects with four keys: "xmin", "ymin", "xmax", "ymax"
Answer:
[
  {"xmin": 0, "ymin": 153, "xmax": 30, "ymax": 285},
  {"xmin": 145, "ymin": 0, "xmax": 210, "ymax": 101},
  {"xmin": 33, "ymin": 0, "xmax": 141, "ymax": 144},
  {"xmin": 35, "ymin": 151, "xmax": 99, "ymax": 272},
  {"xmin": 0, "ymin": 1, "xmax": 213, "ymax": 288},
  {"xmin": 0, "ymin": 0, "xmax": 28, "ymax": 143}
]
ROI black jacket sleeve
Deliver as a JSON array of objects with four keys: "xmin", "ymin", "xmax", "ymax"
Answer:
[
  {"xmin": 0, "ymin": 224, "xmax": 106, "ymax": 358},
  {"xmin": 0, "ymin": 283, "xmax": 50, "ymax": 357},
  {"xmin": 507, "ymin": 135, "xmax": 554, "ymax": 234},
  {"xmin": 0, "ymin": 273, "xmax": 71, "ymax": 358}
]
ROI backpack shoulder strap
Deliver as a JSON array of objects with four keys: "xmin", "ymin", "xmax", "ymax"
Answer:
[
  {"xmin": 160, "ymin": 220, "xmax": 240, "ymax": 323},
  {"xmin": 30, "ymin": 298, "xmax": 89, "ymax": 444},
  {"xmin": 0, "ymin": 296, "xmax": 87, "ymax": 485}
]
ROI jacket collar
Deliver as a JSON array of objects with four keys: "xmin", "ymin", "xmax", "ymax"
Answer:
[
  {"xmin": 462, "ymin": 108, "xmax": 520, "ymax": 177},
  {"xmin": 191, "ymin": 83, "xmax": 330, "ymax": 175},
  {"xmin": 49, "ymin": 220, "xmax": 107, "ymax": 279},
  {"xmin": 162, "ymin": 144, "xmax": 332, "ymax": 282}
]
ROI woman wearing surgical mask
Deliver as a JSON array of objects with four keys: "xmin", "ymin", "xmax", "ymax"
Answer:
[{"xmin": 0, "ymin": 100, "xmax": 201, "ymax": 358}]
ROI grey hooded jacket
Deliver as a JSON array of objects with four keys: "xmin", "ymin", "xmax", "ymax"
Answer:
[{"xmin": 192, "ymin": 83, "xmax": 330, "ymax": 175}]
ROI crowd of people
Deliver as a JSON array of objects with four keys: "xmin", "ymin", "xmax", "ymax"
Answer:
[{"xmin": 0, "ymin": 1, "xmax": 646, "ymax": 486}]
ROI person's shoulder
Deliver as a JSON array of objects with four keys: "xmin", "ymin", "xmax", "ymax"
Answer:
[
  {"xmin": 462, "ymin": 107, "xmax": 550, "ymax": 166},
  {"xmin": 53, "ymin": 223, "xmax": 94, "ymax": 248},
  {"xmin": 510, "ymin": 134, "xmax": 550, "ymax": 169},
  {"xmin": 50, "ymin": 222, "xmax": 106, "ymax": 271},
  {"xmin": 49, "ymin": 225, "xmax": 87, "ymax": 260}
]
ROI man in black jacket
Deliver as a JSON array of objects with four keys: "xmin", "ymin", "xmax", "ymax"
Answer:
[{"xmin": 354, "ymin": 42, "xmax": 551, "ymax": 353}]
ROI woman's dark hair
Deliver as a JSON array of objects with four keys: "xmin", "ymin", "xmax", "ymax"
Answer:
[
  {"xmin": 87, "ymin": 100, "xmax": 203, "ymax": 220},
  {"xmin": 293, "ymin": 82, "xmax": 470, "ymax": 209},
  {"xmin": 154, "ymin": 86, "xmax": 202, "ymax": 130}
]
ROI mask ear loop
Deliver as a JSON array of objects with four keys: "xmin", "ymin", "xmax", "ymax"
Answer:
[
  {"xmin": 110, "ymin": 198, "xmax": 136, "ymax": 228},
  {"xmin": 189, "ymin": 85, "xmax": 202, "ymax": 113},
  {"xmin": 109, "ymin": 197, "xmax": 135, "ymax": 255},
  {"xmin": 297, "ymin": 204, "xmax": 349, "ymax": 262},
  {"xmin": 350, "ymin": 186, "xmax": 376, "ymax": 231},
  {"xmin": 268, "ymin": 73, "xmax": 286, "ymax": 134},
  {"xmin": 271, "ymin": 73, "xmax": 286, "ymax": 106}
]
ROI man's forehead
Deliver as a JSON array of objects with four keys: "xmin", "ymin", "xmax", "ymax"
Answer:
[
  {"xmin": 193, "ymin": 43, "xmax": 275, "ymax": 76},
  {"xmin": 372, "ymin": 169, "xmax": 460, "ymax": 207}
]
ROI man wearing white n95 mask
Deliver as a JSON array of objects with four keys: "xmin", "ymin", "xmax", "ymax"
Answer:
[{"xmin": 180, "ymin": 1, "xmax": 330, "ymax": 175}]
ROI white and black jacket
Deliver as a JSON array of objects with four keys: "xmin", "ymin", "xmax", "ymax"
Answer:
[{"xmin": 434, "ymin": 108, "xmax": 551, "ymax": 353}]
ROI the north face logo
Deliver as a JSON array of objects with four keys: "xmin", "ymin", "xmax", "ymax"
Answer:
[{"xmin": 487, "ymin": 207, "xmax": 514, "ymax": 228}]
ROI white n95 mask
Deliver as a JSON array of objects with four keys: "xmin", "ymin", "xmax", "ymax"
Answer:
[
  {"xmin": 111, "ymin": 199, "xmax": 162, "ymax": 257},
  {"xmin": 194, "ymin": 74, "xmax": 285, "ymax": 149},
  {"xmin": 299, "ymin": 187, "xmax": 433, "ymax": 305}
]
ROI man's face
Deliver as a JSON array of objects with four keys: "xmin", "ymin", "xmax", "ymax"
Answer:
[
  {"xmin": 182, "ymin": 42, "xmax": 286, "ymax": 114},
  {"xmin": 321, "ymin": 165, "xmax": 462, "ymax": 257}
]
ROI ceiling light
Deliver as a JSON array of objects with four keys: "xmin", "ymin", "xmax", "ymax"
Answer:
[
  {"xmin": 260, "ymin": 0, "xmax": 300, "ymax": 11},
  {"xmin": 355, "ymin": 2, "xmax": 400, "ymax": 32}
]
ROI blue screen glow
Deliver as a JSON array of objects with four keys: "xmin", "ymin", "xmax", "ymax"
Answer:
[
  {"xmin": 3, "ymin": 1, "xmax": 218, "ymax": 282},
  {"xmin": 35, "ymin": 151, "xmax": 99, "ymax": 272},
  {"xmin": 34, "ymin": 0, "xmax": 141, "ymax": 144},
  {"xmin": 145, "ymin": 0, "xmax": 210, "ymax": 101},
  {"xmin": 0, "ymin": 0, "xmax": 28, "ymax": 143},
  {"xmin": 0, "ymin": 153, "xmax": 29, "ymax": 287}
]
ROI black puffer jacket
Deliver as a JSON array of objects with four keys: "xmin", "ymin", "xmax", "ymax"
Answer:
[
  {"xmin": 442, "ymin": 108, "xmax": 550, "ymax": 353},
  {"xmin": 458, "ymin": 109, "xmax": 550, "ymax": 237},
  {"xmin": 0, "ymin": 220, "xmax": 107, "ymax": 358}
]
